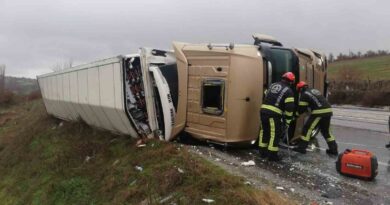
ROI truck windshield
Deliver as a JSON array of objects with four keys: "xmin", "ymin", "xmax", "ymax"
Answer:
[{"xmin": 269, "ymin": 48, "xmax": 294, "ymax": 83}]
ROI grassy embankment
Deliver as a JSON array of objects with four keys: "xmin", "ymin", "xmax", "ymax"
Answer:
[
  {"xmin": 327, "ymin": 55, "xmax": 390, "ymax": 106},
  {"xmin": 0, "ymin": 100, "xmax": 293, "ymax": 205},
  {"xmin": 328, "ymin": 55, "xmax": 390, "ymax": 80}
]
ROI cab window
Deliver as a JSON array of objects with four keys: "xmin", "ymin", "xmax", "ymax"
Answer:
[
  {"xmin": 201, "ymin": 79, "xmax": 224, "ymax": 115},
  {"xmin": 269, "ymin": 48, "xmax": 294, "ymax": 83}
]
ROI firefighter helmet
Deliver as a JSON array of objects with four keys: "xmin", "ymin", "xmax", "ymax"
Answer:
[
  {"xmin": 282, "ymin": 72, "xmax": 295, "ymax": 82},
  {"xmin": 296, "ymin": 81, "xmax": 308, "ymax": 91}
]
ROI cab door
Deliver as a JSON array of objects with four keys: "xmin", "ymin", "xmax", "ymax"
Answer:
[{"xmin": 140, "ymin": 47, "xmax": 177, "ymax": 140}]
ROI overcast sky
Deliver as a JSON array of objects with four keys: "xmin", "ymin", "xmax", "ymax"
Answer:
[{"xmin": 1, "ymin": 0, "xmax": 389, "ymax": 78}]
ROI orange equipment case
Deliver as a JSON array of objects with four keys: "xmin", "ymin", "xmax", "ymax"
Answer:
[{"xmin": 336, "ymin": 149, "xmax": 378, "ymax": 180}]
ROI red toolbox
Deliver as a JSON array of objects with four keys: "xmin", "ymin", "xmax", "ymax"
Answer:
[{"xmin": 336, "ymin": 149, "xmax": 378, "ymax": 180}]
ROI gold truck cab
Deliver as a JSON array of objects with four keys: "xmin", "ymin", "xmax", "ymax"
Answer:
[
  {"xmin": 171, "ymin": 35, "xmax": 302, "ymax": 145},
  {"xmin": 172, "ymin": 42, "xmax": 263, "ymax": 144}
]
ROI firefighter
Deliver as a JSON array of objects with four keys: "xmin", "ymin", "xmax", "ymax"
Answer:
[
  {"xmin": 293, "ymin": 81, "xmax": 338, "ymax": 155},
  {"xmin": 258, "ymin": 72, "xmax": 295, "ymax": 161}
]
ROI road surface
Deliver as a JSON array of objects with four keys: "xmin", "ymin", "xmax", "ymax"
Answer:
[
  {"xmin": 332, "ymin": 106, "xmax": 389, "ymax": 133},
  {"xmin": 184, "ymin": 107, "xmax": 390, "ymax": 204}
]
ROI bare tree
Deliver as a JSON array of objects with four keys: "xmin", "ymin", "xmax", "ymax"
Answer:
[
  {"xmin": 328, "ymin": 53, "xmax": 334, "ymax": 63},
  {"xmin": 50, "ymin": 59, "xmax": 73, "ymax": 72},
  {"xmin": 0, "ymin": 64, "xmax": 5, "ymax": 99}
]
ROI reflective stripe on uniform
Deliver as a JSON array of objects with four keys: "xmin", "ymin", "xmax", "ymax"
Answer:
[
  {"xmin": 326, "ymin": 128, "xmax": 336, "ymax": 142},
  {"xmin": 285, "ymin": 111, "xmax": 293, "ymax": 117},
  {"xmin": 299, "ymin": 101, "xmax": 309, "ymax": 106},
  {"xmin": 312, "ymin": 108, "xmax": 332, "ymax": 114},
  {"xmin": 301, "ymin": 117, "xmax": 321, "ymax": 142},
  {"xmin": 261, "ymin": 104, "xmax": 282, "ymax": 115},
  {"xmin": 268, "ymin": 118, "xmax": 279, "ymax": 152},
  {"xmin": 258, "ymin": 126, "xmax": 268, "ymax": 148},
  {"xmin": 285, "ymin": 97, "xmax": 294, "ymax": 103}
]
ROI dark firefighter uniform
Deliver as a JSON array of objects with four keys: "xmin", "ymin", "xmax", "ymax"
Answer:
[
  {"xmin": 295, "ymin": 87, "xmax": 338, "ymax": 155},
  {"xmin": 258, "ymin": 81, "xmax": 294, "ymax": 160}
]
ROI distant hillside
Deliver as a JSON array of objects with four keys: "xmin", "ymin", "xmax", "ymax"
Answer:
[
  {"xmin": 328, "ymin": 55, "xmax": 390, "ymax": 80},
  {"xmin": 5, "ymin": 76, "xmax": 39, "ymax": 95}
]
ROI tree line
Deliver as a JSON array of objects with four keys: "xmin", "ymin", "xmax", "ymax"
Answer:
[{"xmin": 328, "ymin": 49, "xmax": 390, "ymax": 63}]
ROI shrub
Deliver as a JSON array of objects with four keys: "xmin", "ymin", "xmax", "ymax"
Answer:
[
  {"xmin": 0, "ymin": 90, "xmax": 15, "ymax": 105},
  {"xmin": 361, "ymin": 91, "xmax": 390, "ymax": 107},
  {"xmin": 26, "ymin": 90, "xmax": 42, "ymax": 101}
]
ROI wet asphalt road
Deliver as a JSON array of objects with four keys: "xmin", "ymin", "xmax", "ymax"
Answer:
[
  {"xmin": 331, "ymin": 106, "xmax": 390, "ymax": 183},
  {"xmin": 325, "ymin": 107, "xmax": 390, "ymax": 203},
  {"xmin": 312, "ymin": 126, "xmax": 390, "ymax": 203},
  {"xmin": 332, "ymin": 106, "xmax": 389, "ymax": 133},
  {"xmin": 280, "ymin": 107, "xmax": 390, "ymax": 203}
]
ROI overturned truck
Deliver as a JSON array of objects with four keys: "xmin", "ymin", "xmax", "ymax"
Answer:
[{"xmin": 37, "ymin": 34, "xmax": 328, "ymax": 144}]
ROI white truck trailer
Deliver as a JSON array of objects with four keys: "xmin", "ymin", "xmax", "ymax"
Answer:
[{"xmin": 37, "ymin": 48, "xmax": 177, "ymax": 141}]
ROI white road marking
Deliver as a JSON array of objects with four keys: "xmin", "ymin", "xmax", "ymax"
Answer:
[
  {"xmin": 337, "ymin": 142, "xmax": 387, "ymax": 150},
  {"xmin": 378, "ymin": 161, "xmax": 389, "ymax": 167},
  {"xmin": 333, "ymin": 115, "xmax": 387, "ymax": 124}
]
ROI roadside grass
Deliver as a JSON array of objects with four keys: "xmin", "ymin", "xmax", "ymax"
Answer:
[
  {"xmin": 0, "ymin": 100, "xmax": 294, "ymax": 205},
  {"xmin": 328, "ymin": 55, "xmax": 390, "ymax": 80}
]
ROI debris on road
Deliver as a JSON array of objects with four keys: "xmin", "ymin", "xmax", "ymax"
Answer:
[
  {"xmin": 177, "ymin": 168, "xmax": 184, "ymax": 174},
  {"xmin": 240, "ymin": 160, "xmax": 255, "ymax": 166},
  {"xmin": 159, "ymin": 194, "xmax": 174, "ymax": 204},
  {"xmin": 136, "ymin": 139, "xmax": 146, "ymax": 147},
  {"xmin": 129, "ymin": 180, "xmax": 137, "ymax": 186},
  {"xmin": 112, "ymin": 159, "xmax": 120, "ymax": 166},
  {"xmin": 276, "ymin": 186, "xmax": 285, "ymax": 191},
  {"xmin": 137, "ymin": 144, "xmax": 146, "ymax": 148},
  {"xmin": 202, "ymin": 198, "xmax": 215, "ymax": 203},
  {"xmin": 84, "ymin": 155, "xmax": 92, "ymax": 163},
  {"xmin": 135, "ymin": 166, "xmax": 143, "ymax": 172},
  {"xmin": 244, "ymin": 181, "xmax": 252, "ymax": 185}
]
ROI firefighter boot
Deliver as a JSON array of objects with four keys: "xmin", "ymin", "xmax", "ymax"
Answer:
[
  {"xmin": 326, "ymin": 141, "xmax": 338, "ymax": 156},
  {"xmin": 268, "ymin": 151, "xmax": 281, "ymax": 162},
  {"xmin": 292, "ymin": 139, "xmax": 307, "ymax": 154},
  {"xmin": 258, "ymin": 148, "xmax": 268, "ymax": 159}
]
